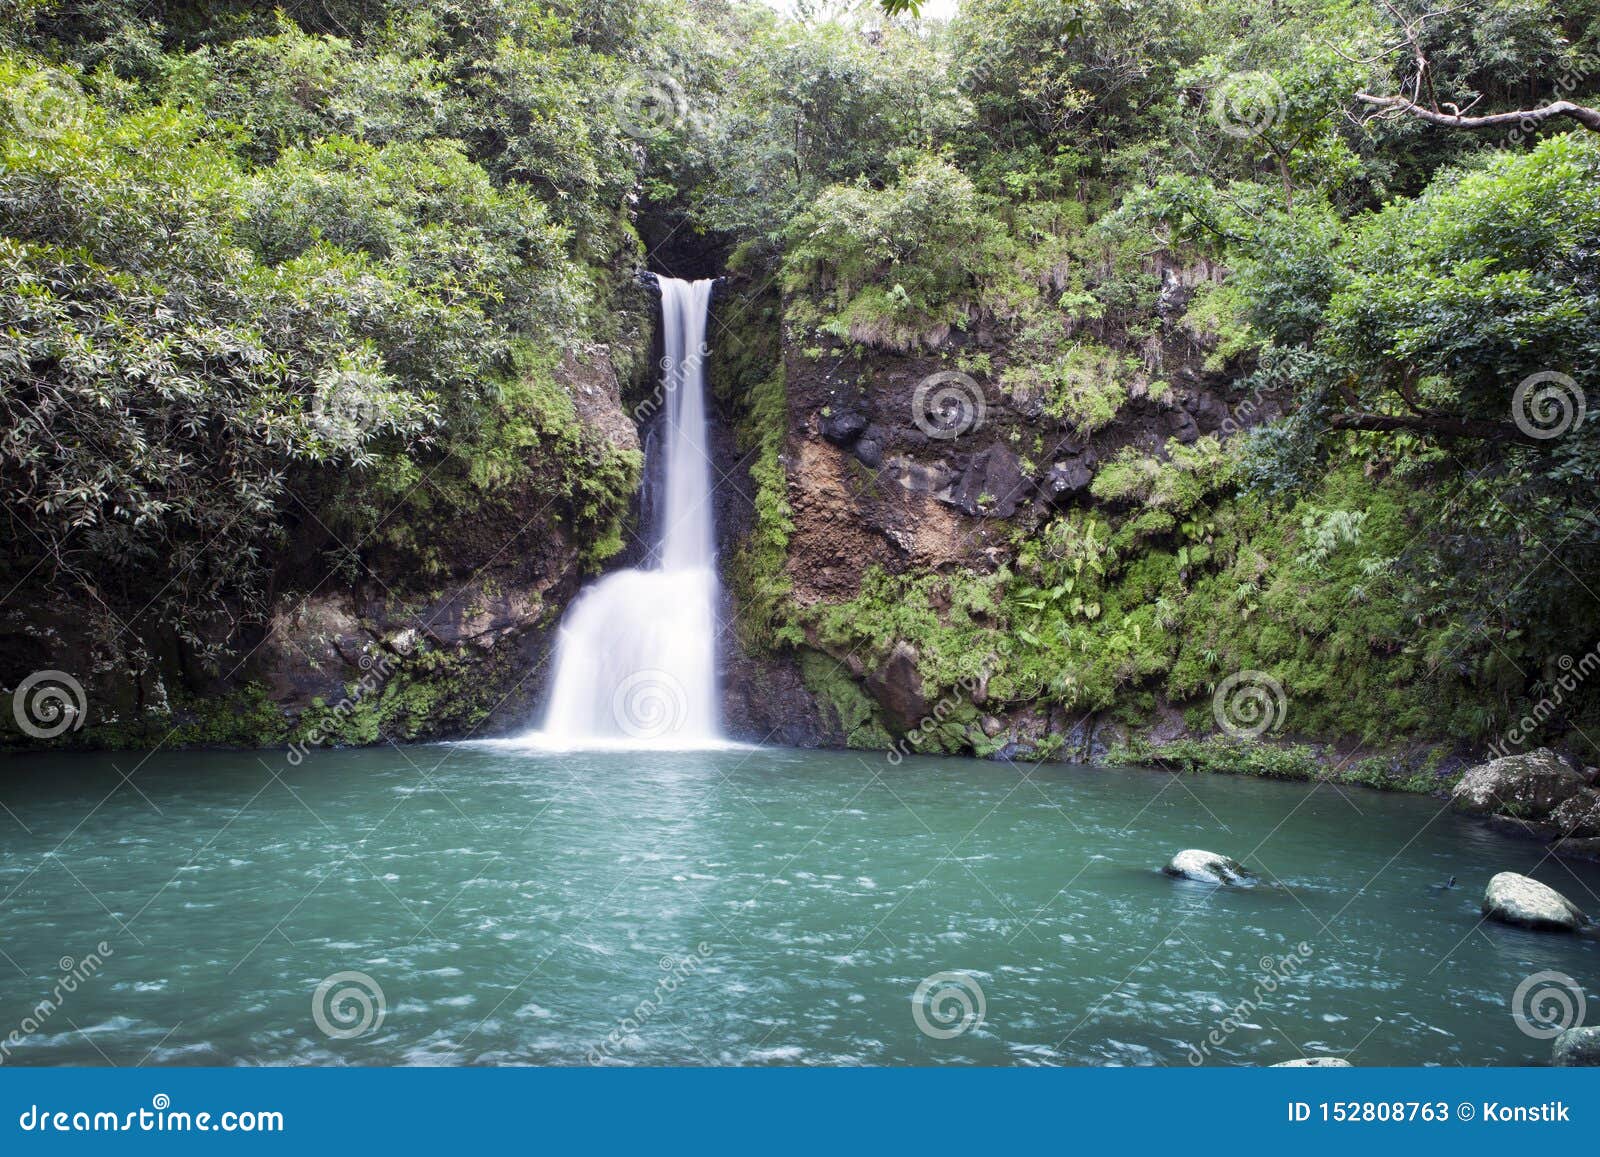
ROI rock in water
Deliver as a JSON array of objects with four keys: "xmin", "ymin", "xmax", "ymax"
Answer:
[
  {"xmin": 1481, "ymin": 871, "xmax": 1589, "ymax": 932},
  {"xmin": 1552, "ymin": 1027, "xmax": 1600, "ymax": 1067},
  {"xmin": 1271, "ymin": 1057, "xmax": 1352, "ymax": 1068},
  {"xmin": 1164, "ymin": 849, "xmax": 1255, "ymax": 886},
  {"xmin": 1451, "ymin": 749, "xmax": 1587, "ymax": 818}
]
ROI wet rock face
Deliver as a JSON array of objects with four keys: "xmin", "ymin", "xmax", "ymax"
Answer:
[
  {"xmin": 1481, "ymin": 871, "xmax": 1589, "ymax": 932},
  {"xmin": 772, "ymin": 262, "xmax": 1270, "ymax": 650},
  {"xmin": 720, "ymin": 641, "xmax": 838, "ymax": 748},
  {"xmin": 864, "ymin": 640, "xmax": 929, "ymax": 734}
]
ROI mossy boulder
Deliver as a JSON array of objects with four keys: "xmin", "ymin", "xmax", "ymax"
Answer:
[
  {"xmin": 1551, "ymin": 789, "xmax": 1600, "ymax": 838},
  {"xmin": 1451, "ymin": 749, "xmax": 1587, "ymax": 820},
  {"xmin": 1481, "ymin": 871, "xmax": 1589, "ymax": 932}
]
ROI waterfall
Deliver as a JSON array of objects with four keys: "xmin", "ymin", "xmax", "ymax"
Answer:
[{"xmin": 532, "ymin": 277, "xmax": 723, "ymax": 748}]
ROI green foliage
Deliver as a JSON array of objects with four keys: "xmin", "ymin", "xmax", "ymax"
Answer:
[
  {"xmin": 6, "ymin": 0, "xmax": 1600, "ymax": 768},
  {"xmin": 0, "ymin": 4, "xmax": 647, "ymax": 663},
  {"xmin": 782, "ymin": 155, "xmax": 1006, "ymax": 350},
  {"xmin": 727, "ymin": 366, "xmax": 798, "ymax": 650}
]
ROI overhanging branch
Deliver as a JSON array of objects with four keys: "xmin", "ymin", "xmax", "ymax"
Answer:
[{"xmin": 1355, "ymin": 92, "xmax": 1600, "ymax": 133}]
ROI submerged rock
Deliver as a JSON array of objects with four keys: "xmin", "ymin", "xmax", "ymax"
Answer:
[
  {"xmin": 1163, "ymin": 849, "xmax": 1255, "ymax": 886},
  {"xmin": 1481, "ymin": 871, "xmax": 1589, "ymax": 932},
  {"xmin": 1552, "ymin": 1027, "xmax": 1600, "ymax": 1067},
  {"xmin": 1271, "ymin": 1057, "xmax": 1352, "ymax": 1068},
  {"xmin": 1451, "ymin": 749, "xmax": 1587, "ymax": 819}
]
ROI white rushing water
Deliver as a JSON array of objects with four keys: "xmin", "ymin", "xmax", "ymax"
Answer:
[{"xmin": 532, "ymin": 277, "xmax": 724, "ymax": 749}]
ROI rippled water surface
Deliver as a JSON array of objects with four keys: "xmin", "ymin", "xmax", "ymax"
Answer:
[{"xmin": 1, "ymin": 744, "xmax": 1596, "ymax": 1066}]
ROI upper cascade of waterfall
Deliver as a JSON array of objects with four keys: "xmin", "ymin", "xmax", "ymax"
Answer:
[
  {"xmin": 511, "ymin": 275, "xmax": 729, "ymax": 750},
  {"xmin": 655, "ymin": 277, "xmax": 717, "ymax": 573}
]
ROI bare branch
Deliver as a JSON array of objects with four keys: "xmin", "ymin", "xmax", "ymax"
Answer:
[{"xmin": 1354, "ymin": 92, "xmax": 1600, "ymax": 132}]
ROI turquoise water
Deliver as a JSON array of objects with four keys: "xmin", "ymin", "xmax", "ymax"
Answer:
[{"xmin": 0, "ymin": 744, "xmax": 1595, "ymax": 1066}]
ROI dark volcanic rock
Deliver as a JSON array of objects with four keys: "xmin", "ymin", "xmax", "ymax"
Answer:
[
  {"xmin": 854, "ymin": 427, "xmax": 886, "ymax": 468},
  {"xmin": 1045, "ymin": 455, "xmax": 1096, "ymax": 503},
  {"xmin": 944, "ymin": 445, "xmax": 1026, "ymax": 518},
  {"xmin": 819, "ymin": 407, "xmax": 868, "ymax": 447}
]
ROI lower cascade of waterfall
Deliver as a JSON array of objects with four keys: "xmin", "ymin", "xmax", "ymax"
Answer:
[{"xmin": 522, "ymin": 276, "xmax": 727, "ymax": 749}]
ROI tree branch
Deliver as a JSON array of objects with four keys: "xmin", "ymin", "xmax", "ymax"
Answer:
[
  {"xmin": 1355, "ymin": 92, "xmax": 1600, "ymax": 133},
  {"xmin": 1330, "ymin": 411, "xmax": 1543, "ymax": 443}
]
